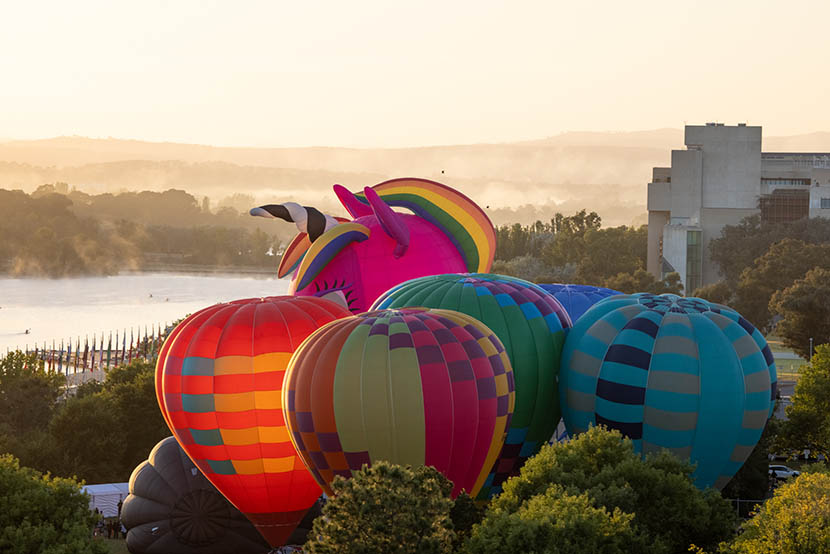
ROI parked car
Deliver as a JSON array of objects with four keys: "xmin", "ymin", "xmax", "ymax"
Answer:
[{"xmin": 769, "ymin": 465, "xmax": 800, "ymax": 480}]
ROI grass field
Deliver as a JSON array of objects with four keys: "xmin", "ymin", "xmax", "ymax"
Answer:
[
  {"xmin": 776, "ymin": 358, "xmax": 808, "ymax": 381},
  {"xmin": 99, "ymin": 538, "xmax": 129, "ymax": 554},
  {"xmin": 766, "ymin": 335, "xmax": 808, "ymax": 382}
]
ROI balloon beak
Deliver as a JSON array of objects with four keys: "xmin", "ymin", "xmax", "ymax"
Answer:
[{"xmin": 249, "ymin": 207, "xmax": 270, "ymax": 218}]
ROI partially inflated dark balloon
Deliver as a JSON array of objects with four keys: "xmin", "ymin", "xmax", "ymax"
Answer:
[{"xmin": 121, "ymin": 437, "xmax": 271, "ymax": 554}]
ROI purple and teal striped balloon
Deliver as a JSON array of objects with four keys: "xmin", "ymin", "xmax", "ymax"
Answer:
[{"xmin": 560, "ymin": 293, "xmax": 776, "ymax": 490}]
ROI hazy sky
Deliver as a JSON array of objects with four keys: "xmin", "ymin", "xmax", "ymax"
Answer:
[{"xmin": 2, "ymin": 0, "xmax": 829, "ymax": 147}]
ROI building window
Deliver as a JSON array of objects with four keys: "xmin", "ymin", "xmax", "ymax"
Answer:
[
  {"xmin": 685, "ymin": 230, "xmax": 702, "ymax": 295},
  {"xmin": 760, "ymin": 190, "xmax": 810, "ymax": 223},
  {"xmin": 761, "ymin": 178, "xmax": 811, "ymax": 187},
  {"xmin": 822, "ymin": 198, "xmax": 830, "ymax": 209}
]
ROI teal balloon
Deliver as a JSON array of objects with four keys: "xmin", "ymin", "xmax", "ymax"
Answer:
[{"xmin": 560, "ymin": 293, "xmax": 777, "ymax": 490}]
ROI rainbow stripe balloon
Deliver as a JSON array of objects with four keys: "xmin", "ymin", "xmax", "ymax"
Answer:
[
  {"xmin": 155, "ymin": 296, "xmax": 351, "ymax": 546},
  {"xmin": 283, "ymin": 308, "xmax": 515, "ymax": 498},
  {"xmin": 354, "ymin": 178, "xmax": 497, "ymax": 273},
  {"xmin": 560, "ymin": 293, "xmax": 777, "ymax": 490}
]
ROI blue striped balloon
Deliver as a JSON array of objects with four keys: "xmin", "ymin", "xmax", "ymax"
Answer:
[
  {"xmin": 538, "ymin": 284, "xmax": 621, "ymax": 322},
  {"xmin": 560, "ymin": 293, "xmax": 777, "ymax": 490}
]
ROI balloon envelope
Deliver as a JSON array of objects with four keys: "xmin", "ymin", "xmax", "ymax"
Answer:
[
  {"xmin": 280, "ymin": 178, "xmax": 497, "ymax": 313},
  {"xmin": 560, "ymin": 293, "xmax": 777, "ymax": 490},
  {"xmin": 538, "ymin": 283, "xmax": 621, "ymax": 322},
  {"xmin": 121, "ymin": 437, "xmax": 270, "ymax": 554},
  {"xmin": 156, "ymin": 296, "xmax": 351, "ymax": 546},
  {"xmin": 371, "ymin": 273, "xmax": 571, "ymax": 497},
  {"xmin": 284, "ymin": 307, "xmax": 515, "ymax": 499}
]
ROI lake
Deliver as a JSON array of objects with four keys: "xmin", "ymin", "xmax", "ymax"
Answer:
[{"xmin": 0, "ymin": 273, "xmax": 289, "ymax": 353}]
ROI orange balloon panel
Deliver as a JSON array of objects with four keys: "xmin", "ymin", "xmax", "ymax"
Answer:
[{"xmin": 156, "ymin": 296, "xmax": 351, "ymax": 546}]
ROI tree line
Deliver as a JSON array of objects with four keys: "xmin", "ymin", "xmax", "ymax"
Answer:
[
  {"xmin": 0, "ymin": 187, "xmax": 284, "ymax": 277},
  {"xmin": 697, "ymin": 214, "xmax": 830, "ymax": 358},
  {"xmin": 0, "ymin": 351, "xmax": 168, "ymax": 485},
  {"xmin": 495, "ymin": 209, "xmax": 830, "ymax": 357},
  {"xmin": 304, "ymin": 426, "xmax": 830, "ymax": 554},
  {"xmin": 2, "ymin": 332, "xmax": 830, "ymax": 553},
  {"xmin": 493, "ymin": 209, "xmax": 682, "ymax": 294}
]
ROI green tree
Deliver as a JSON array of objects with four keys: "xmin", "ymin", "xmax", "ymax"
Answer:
[
  {"xmin": 48, "ymin": 394, "xmax": 126, "ymax": 483},
  {"xmin": 603, "ymin": 268, "xmax": 683, "ymax": 295},
  {"xmin": 769, "ymin": 268, "xmax": 830, "ymax": 358},
  {"xmin": 775, "ymin": 344, "xmax": 830, "ymax": 461},
  {"xmin": 709, "ymin": 214, "xmax": 830, "ymax": 286},
  {"xmin": 103, "ymin": 360, "xmax": 169, "ymax": 477},
  {"xmin": 305, "ymin": 461, "xmax": 455, "ymax": 554},
  {"xmin": 574, "ymin": 226, "xmax": 648, "ymax": 284},
  {"xmin": 692, "ymin": 280, "xmax": 735, "ymax": 306},
  {"xmin": 0, "ymin": 351, "xmax": 64, "ymax": 436},
  {"xmin": 0, "ymin": 188, "xmax": 285, "ymax": 277},
  {"xmin": 551, "ymin": 209, "xmax": 602, "ymax": 236},
  {"xmin": 491, "ymin": 255, "xmax": 565, "ymax": 284},
  {"xmin": 708, "ymin": 215, "xmax": 768, "ymax": 285},
  {"xmin": 0, "ymin": 352, "xmax": 65, "ymax": 471},
  {"xmin": 726, "ymin": 472, "xmax": 830, "ymax": 554},
  {"xmin": 465, "ymin": 485, "xmax": 649, "ymax": 554},
  {"xmin": 733, "ymin": 239, "xmax": 830, "ymax": 332},
  {"xmin": 543, "ymin": 210, "xmax": 603, "ymax": 269},
  {"xmin": 495, "ymin": 221, "xmax": 553, "ymax": 262},
  {"xmin": 45, "ymin": 360, "xmax": 168, "ymax": 483},
  {"xmin": 491, "ymin": 426, "xmax": 736, "ymax": 554},
  {"xmin": 450, "ymin": 493, "xmax": 484, "ymax": 551},
  {"xmin": 0, "ymin": 454, "xmax": 107, "ymax": 554},
  {"xmin": 493, "ymin": 211, "xmax": 651, "ymax": 288}
]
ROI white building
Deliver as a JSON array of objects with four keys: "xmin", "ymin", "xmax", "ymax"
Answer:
[{"xmin": 647, "ymin": 123, "xmax": 830, "ymax": 292}]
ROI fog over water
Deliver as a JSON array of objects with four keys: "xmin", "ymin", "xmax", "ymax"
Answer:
[{"xmin": 0, "ymin": 273, "xmax": 289, "ymax": 353}]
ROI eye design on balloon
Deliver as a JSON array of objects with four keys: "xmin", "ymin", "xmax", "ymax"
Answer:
[{"xmin": 312, "ymin": 279, "xmax": 359, "ymax": 312}]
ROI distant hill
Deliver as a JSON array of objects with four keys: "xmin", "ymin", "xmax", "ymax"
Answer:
[
  {"xmin": 1, "ymin": 129, "xmax": 827, "ymax": 227},
  {"xmin": 763, "ymin": 132, "xmax": 830, "ymax": 152},
  {"xmin": 0, "ymin": 135, "xmax": 672, "ymax": 183},
  {"xmin": 518, "ymin": 128, "xmax": 684, "ymax": 149}
]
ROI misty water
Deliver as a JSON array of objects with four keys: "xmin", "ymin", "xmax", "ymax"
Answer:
[{"xmin": 0, "ymin": 273, "xmax": 290, "ymax": 354}]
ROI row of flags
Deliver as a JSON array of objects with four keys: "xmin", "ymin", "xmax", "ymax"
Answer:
[{"xmin": 11, "ymin": 323, "xmax": 170, "ymax": 375}]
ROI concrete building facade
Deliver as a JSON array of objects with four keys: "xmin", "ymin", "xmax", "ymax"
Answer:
[{"xmin": 647, "ymin": 123, "xmax": 830, "ymax": 293}]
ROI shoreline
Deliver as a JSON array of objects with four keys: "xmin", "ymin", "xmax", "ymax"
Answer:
[
  {"xmin": 121, "ymin": 264, "xmax": 276, "ymax": 277},
  {"xmin": 0, "ymin": 264, "xmax": 278, "ymax": 279}
]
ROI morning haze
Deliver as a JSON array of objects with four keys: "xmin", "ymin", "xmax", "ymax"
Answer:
[
  {"xmin": 3, "ymin": 130, "xmax": 830, "ymax": 228},
  {"xmin": 2, "ymin": 0, "xmax": 830, "ymax": 225}
]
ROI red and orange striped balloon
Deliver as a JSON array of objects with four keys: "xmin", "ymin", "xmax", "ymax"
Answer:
[
  {"xmin": 155, "ymin": 296, "xmax": 351, "ymax": 546},
  {"xmin": 283, "ymin": 307, "xmax": 515, "ymax": 498}
]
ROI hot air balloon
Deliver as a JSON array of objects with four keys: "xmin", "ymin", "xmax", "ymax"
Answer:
[
  {"xmin": 121, "ymin": 437, "xmax": 270, "ymax": 554},
  {"xmin": 283, "ymin": 307, "xmax": 515, "ymax": 499},
  {"xmin": 250, "ymin": 178, "xmax": 497, "ymax": 312},
  {"xmin": 559, "ymin": 293, "xmax": 777, "ymax": 490},
  {"xmin": 371, "ymin": 273, "xmax": 571, "ymax": 497},
  {"xmin": 155, "ymin": 296, "xmax": 351, "ymax": 547},
  {"xmin": 537, "ymin": 283, "xmax": 621, "ymax": 322}
]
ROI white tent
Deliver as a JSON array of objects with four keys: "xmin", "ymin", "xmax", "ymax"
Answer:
[{"xmin": 82, "ymin": 483, "xmax": 130, "ymax": 518}]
